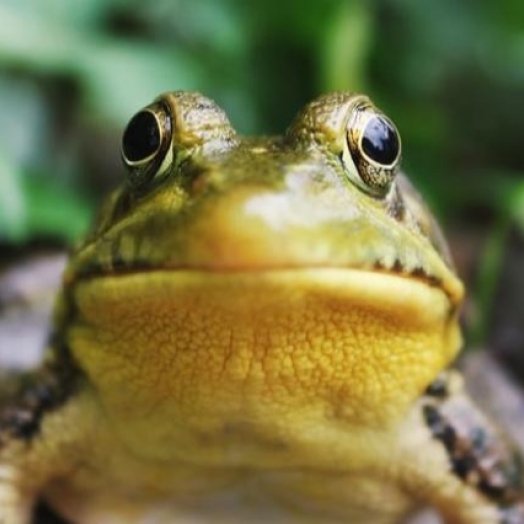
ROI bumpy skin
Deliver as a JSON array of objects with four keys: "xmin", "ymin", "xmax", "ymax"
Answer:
[{"xmin": 0, "ymin": 91, "xmax": 523, "ymax": 523}]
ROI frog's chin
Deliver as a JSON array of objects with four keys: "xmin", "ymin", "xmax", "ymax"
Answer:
[{"xmin": 67, "ymin": 268, "xmax": 462, "ymax": 432}]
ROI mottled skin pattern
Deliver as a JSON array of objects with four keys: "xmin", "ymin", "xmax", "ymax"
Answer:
[
  {"xmin": 0, "ymin": 91, "xmax": 522, "ymax": 523},
  {"xmin": 422, "ymin": 372, "xmax": 524, "ymax": 522}
]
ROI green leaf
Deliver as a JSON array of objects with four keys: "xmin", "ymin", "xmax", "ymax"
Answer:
[
  {"xmin": 0, "ymin": 4, "xmax": 203, "ymax": 124},
  {"xmin": 510, "ymin": 177, "xmax": 524, "ymax": 232},
  {"xmin": 22, "ymin": 175, "xmax": 93, "ymax": 243},
  {"xmin": 81, "ymin": 43, "xmax": 203, "ymax": 124},
  {"xmin": 0, "ymin": 153, "xmax": 27, "ymax": 241},
  {"xmin": 320, "ymin": 0, "xmax": 373, "ymax": 92}
]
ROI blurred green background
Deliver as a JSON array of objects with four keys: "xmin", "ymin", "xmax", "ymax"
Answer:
[{"xmin": 0, "ymin": 0, "xmax": 524, "ymax": 349}]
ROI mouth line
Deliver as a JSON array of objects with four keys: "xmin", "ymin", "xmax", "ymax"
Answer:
[{"xmin": 68, "ymin": 260, "xmax": 461, "ymax": 306}]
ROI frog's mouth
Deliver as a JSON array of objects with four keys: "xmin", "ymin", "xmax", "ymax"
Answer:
[
  {"xmin": 66, "ymin": 183, "xmax": 464, "ymax": 309},
  {"xmin": 67, "ymin": 231, "xmax": 464, "ymax": 313}
]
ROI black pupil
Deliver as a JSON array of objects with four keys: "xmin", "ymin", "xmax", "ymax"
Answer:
[
  {"xmin": 122, "ymin": 111, "xmax": 161, "ymax": 162},
  {"xmin": 361, "ymin": 116, "xmax": 399, "ymax": 165}
]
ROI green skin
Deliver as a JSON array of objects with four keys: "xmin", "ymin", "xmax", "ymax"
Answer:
[{"xmin": 0, "ymin": 91, "xmax": 522, "ymax": 524}]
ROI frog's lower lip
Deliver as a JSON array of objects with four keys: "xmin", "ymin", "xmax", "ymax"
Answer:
[{"xmin": 68, "ymin": 263, "xmax": 464, "ymax": 309}]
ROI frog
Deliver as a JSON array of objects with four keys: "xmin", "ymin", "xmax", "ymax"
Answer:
[{"xmin": 0, "ymin": 90, "xmax": 523, "ymax": 524}]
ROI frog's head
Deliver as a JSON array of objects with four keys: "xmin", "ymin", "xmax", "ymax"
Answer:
[
  {"xmin": 73, "ymin": 91, "xmax": 461, "ymax": 297},
  {"xmin": 63, "ymin": 92, "xmax": 464, "ymax": 451}
]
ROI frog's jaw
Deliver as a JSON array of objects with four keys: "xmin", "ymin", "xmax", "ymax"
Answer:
[
  {"xmin": 66, "ymin": 269, "xmax": 461, "ymax": 464},
  {"xmin": 71, "ymin": 180, "xmax": 464, "ymax": 306}
]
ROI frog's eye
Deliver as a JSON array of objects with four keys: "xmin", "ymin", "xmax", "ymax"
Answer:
[
  {"xmin": 121, "ymin": 103, "xmax": 173, "ymax": 189},
  {"xmin": 343, "ymin": 104, "xmax": 401, "ymax": 196}
]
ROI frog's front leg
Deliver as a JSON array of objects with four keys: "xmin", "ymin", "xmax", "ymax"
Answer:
[
  {"xmin": 0, "ymin": 364, "xmax": 86, "ymax": 524},
  {"xmin": 0, "ymin": 465, "xmax": 36, "ymax": 524},
  {"xmin": 400, "ymin": 370, "xmax": 524, "ymax": 524},
  {"xmin": 0, "ymin": 434, "xmax": 45, "ymax": 523},
  {"xmin": 0, "ymin": 376, "xmax": 45, "ymax": 524}
]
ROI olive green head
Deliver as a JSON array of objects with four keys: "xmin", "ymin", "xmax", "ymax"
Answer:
[{"xmin": 68, "ymin": 91, "xmax": 462, "ymax": 305}]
